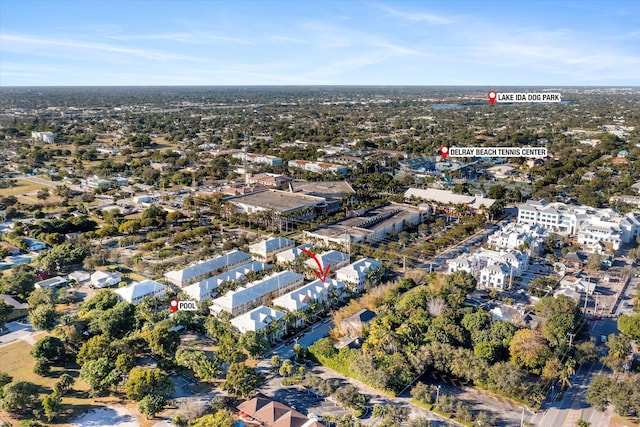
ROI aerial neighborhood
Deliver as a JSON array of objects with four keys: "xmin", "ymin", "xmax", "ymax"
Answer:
[{"xmin": 0, "ymin": 86, "xmax": 638, "ymax": 427}]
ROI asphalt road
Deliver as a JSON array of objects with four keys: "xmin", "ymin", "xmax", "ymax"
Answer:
[{"xmin": 533, "ymin": 361, "xmax": 611, "ymax": 427}]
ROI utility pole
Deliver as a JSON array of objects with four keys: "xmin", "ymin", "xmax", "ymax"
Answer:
[
  {"xmin": 567, "ymin": 332, "xmax": 575, "ymax": 347},
  {"xmin": 520, "ymin": 406, "xmax": 525, "ymax": 427},
  {"xmin": 436, "ymin": 385, "xmax": 441, "ymax": 404}
]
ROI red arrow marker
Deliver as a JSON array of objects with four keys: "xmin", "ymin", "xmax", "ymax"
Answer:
[{"xmin": 301, "ymin": 248, "xmax": 332, "ymax": 283}]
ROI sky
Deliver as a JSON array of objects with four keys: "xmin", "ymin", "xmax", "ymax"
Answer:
[{"xmin": 1, "ymin": 0, "xmax": 639, "ymax": 86}]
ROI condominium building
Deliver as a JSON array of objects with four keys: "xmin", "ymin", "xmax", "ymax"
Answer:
[
  {"xmin": 249, "ymin": 237, "xmax": 296, "ymax": 263},
  {"xmin": 517, "ymin": 199, "xmax": 640, "ymax": 250},
  {"xmin": 448, "ymin": 249, "xmax": 529, "ymax": 291},
  {"xmin": 336, "ymin": 258, "xmax": 382, "ymax": 292},
  {"xmin": 209, "ymin": 270, "xmax": 304, "ymax": 317},
  {"xmin": 272, "ymin": 278, "xmax": 345, "ymax": 312},
  {"xmin": 182, "ymin": 261, "xmax": 269, "ymax": 302},
  {"xmin": 164, "ymin": 250, "xmax": 252, "ymax": 288},
  {"xmin": 232, "ymin": 152, "xmax": 283, "ymax": 166},
  {"xmin": 287, "ymin": 160, "xmax": 348, "ymax": 175}
]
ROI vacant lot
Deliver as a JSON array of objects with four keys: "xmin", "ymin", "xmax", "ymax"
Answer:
[{"xmin": 0, "ymin": 179, "xmax": 43, "ymax": 197}]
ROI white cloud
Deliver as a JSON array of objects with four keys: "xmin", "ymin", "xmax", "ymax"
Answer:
[
  {"xmin": 373, "ymin": 3, "xmax": 453, "ymax": 25},
  {"xmin": 0, "ymin": 33, "xmax": 207, "ymax": 63}
]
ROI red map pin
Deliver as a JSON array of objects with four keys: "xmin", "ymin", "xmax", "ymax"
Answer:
[
  {"xmin": 440, "ymin": 146, "xmax": 449, "ymax": 160},
  {"xmin": 170, "ymin": 299, "xmax": 178, "ymax": 313},
  {"xmin": 488, "ymin": 90, "xmax": 497, "ymax": 105}
]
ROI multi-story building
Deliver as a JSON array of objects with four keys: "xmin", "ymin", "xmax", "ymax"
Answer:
[
  {"xmin": 272, "ymin": 278, "xmax": 344, "ymax": 313},
  {"xmin": 164, "ymin": 250, "xmax": 252, "ymax": 288},
  {"xmin": 209, "ymin": 271, "xmax": 304, "ymax": 317},
  {"xmin": 304, "ymin": 250, "xmax": 350, "ymax": 276},
  {"xmin": 31, "ymin": 131, "xmax": 56, "ymax": 144},
  {"xmin": 448, "ymin": 249, "xmax": 529, "ymax": 291},
  {"xmin": 230, "ymin": 305, "xmax": 285, "ymax": 335},
  {"xmin": 517, "ymin": 199, "xmax": 640, "ymax": 251},
  {"xmin": 287, "ymin": 160, "xmax": 348, "ymax": 175},
  {"xmin": 232, "ymin": 152, "xmax": 283, "ymax": 166},
  {"xmin": 336, "ymin": 258, "xmax": 382, "ymax": 293},
  {"xmin": 486, "ymin": 222, "xmax": 549, "ymax": 254},
  {"xmin": 182, "ymin": 261, "xmax": 269, "ymax": 302},
  {"xmin": 249, "ymin": 237, "xmax": 296, "ymax": 263}
]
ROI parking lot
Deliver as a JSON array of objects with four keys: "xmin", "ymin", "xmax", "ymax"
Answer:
[{"xmin": 272, "ymin": 385, "xmax": 349, "ymax": 420}]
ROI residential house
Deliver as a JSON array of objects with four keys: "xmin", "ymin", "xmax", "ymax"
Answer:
[
  {"xmin": 35, "ymin": 276, "xmax": 69, "ymax": 290},
  {"xmin": 68, "ymin": 270, "xmax": 91, "ymax": 284},
  {"xmin": 275, "ymin": 244, "xmax": 312, "ymax": 264},
  {"xmin": 448, "ymin": 248, "xmax": 528, "ymax": 290},
  {"xmin": 340, "ymin": 308, "xmax": 376, "ymax": 337},
  {"xmin": 90, "ymin": 270, "xmax": 122, "ymax": 288},
  {"xmin": 237, "ymin": 395, "xmax": 325, "ymax": 427},
  {"xmin": 114, "ymin": 279, "xmax": 166, "ymax": 304},
  {"xmin": 0, "ymin": 294, "xmax": 28, "ymax": 321}
]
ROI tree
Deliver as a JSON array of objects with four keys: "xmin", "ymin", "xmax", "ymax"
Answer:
[
  {"xmin": 270, "ymin": 355, "xmax": 281, "ymax": 370},
  {"xmin": 54, "ymin": 373, "xmax": 75, "ymax": 395},
  {"xmin": 239, "ymin": 330, "xmax": 271, "ymax": 357},
  {"xmin": 191, "ymin": 410, "xmax": 235, "ymax": 427},
  {"xmin": 76, "ymin": 334, "xmax": 112, "ymax": 365},
  {"xmin": 618, "ymin": 313, "xmax": 640, "ymax": 340},
  {"xmin": 175, "ymin": 349, "xmax": 220, "ymax": 381},
  {"xmin": 126, "ymin": 367, "xmax": 174, "ymax": 401},
  {"xmin": 138, "ymin": 393, "xmax": 166, "ymax": 419},
  {"xmin": 42, "ymin": 392, "xmax": 62, "ymax": 421},
  {"xmin": 29, "ymin": 303, "xmax": 57, "ymax": 330},
  {"xmin": 0, "ymin": 381, "xmax": 39, "ymax": 415},
  {"xmin": 0, "ymin": 265, "xmax": 37, "ymax": 298},
  {"xmin": 115, "ymin": 353, "xmax": 136, "ymax": 375},
  {"xmin": 94, "ymin": 301, "xmax": 136, "ymax": 338},
  {"xmin": 222, "ymin": 363, "xmax": 264, "ymax": 397},
  {"xmin": 586, "ymin": 375, "xmax": 614, "ymax": 411},
  {"xmin": 27, "ymin": 288, "xmax": 56, "ymax": 308},
  {"xmin": 0, "ymin": 300, "xmax": 12, "ymax": 329},
  {"xmin": 30, "ymin": 336, "xmax": 65, "ymax": 364},
  {"xmin": 509, "ymin": 329, "xmax": 551, "ymax": 372},
  {"xmin": 601, "ymin": 334, "xmax": 631, "ymax": 371},
  {"xmin": 80, "ymin": 357, "xmax": 120, "ymax": 396},
  {"xmin": 144, "ymin": 325, "xmax": 180, "ymax": 357},
  {"xmin": 279, "ymin": 359, "xmax": 295, "ymax": 377},
  {"xmin": 0, "ymin": 372, "xmax": 12, "ymax": 400}
]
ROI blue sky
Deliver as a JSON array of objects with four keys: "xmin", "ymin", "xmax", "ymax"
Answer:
[{"xmin": 1, "ymin": 0, "xmax": 639, "ymax": 86}]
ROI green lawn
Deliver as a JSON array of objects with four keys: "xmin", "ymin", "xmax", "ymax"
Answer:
[{"xmin": 0, "ymin": 339, "xmax": 121, "ymax": 426}]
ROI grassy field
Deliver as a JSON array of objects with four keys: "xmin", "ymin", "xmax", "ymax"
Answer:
[
  {"xmin": 0, "ymin": 179, "xmax": 44, "ymax": 197},
  {"xmin": 0, "ymin": 339, "xmax": 130, "ymax": 426}
]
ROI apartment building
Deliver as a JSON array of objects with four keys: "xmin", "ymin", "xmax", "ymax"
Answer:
[
  {"xmin": 249, "ymin": 237, "xmax": 296, "ymax": 263},
  {"xmin": 182, "ymin": 261, "xmax": 269, "ymax": 302},
  {"xmin": 209, "ymin": 270, "xmax": 304, "ymax": 317},
  {"xmin": 448, "ymin": 249, "xmax": 529, "ymax": 291},
  {"xmin": 335, "ymin": 258, "xmax": 382, "ymax": 292},
  {"xmin": 232, "ymin": 152, "xmax": 283, "ymax": 166},
  {"xmin": 164, "ymin": 250, "xmax": 252, "ymax": 288}
]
